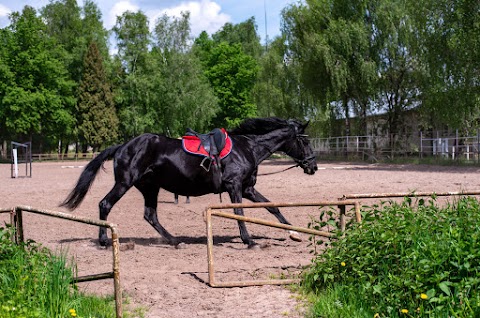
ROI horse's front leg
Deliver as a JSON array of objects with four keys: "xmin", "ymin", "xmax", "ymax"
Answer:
[
  {"xmin": 225, "ymin": 184, "xmax": 257, "ymax": 248},
  {"xmin": 243, "ymin": 186, "xmax": 302, "ymax": 242}
]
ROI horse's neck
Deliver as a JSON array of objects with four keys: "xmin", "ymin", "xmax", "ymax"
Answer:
[{"xmin": 251, "ymin": 128, "xmax": 290, "ymax": 163}]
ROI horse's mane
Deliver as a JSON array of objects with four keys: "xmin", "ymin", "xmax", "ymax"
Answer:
[{"xmin": 229, "ymin": 117, "xmax": 300, "ymax": 135}]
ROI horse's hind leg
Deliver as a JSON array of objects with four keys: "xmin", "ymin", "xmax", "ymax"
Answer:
[
  {"xmin": 98, "ymin": 183, "xmax": 130, "ymax": 246},
  {"xmin": 243, "ymin": 186, "xmax": 302, "ymax": 242},
  {"xmin": 138, "ymin": 185, "xmax": 177, "ymax": 245}
]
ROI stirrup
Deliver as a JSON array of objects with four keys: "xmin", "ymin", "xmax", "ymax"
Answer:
[{"xmin": 200, "ymin": 157, "xmax": 212, "ymax": 172}]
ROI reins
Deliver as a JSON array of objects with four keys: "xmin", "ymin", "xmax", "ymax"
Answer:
[{"xmin": 257, "ymin": 163, "xmax": 299, "ymax": 176}]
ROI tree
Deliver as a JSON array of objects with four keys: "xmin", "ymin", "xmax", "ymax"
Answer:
[
  {"xmin": 212, "ymin": 17, "xmax": 263, "ymax": 59},
  {"xmin": 77, "ymin": 42, "xmax": 119, "ymax": 151},
  {"xmin": 0, "ymin": 28, "xmax": 15, "ymax": 158},
  {"xmin": 81, "ymin": 0, "xmax": 110, "ymax": 59},
  {"xmin": 254, "ymin": 36, "xmax": 290, "ymax": 118},
  {"xmin": 113, "ymin": 10, "xmax": 150, "ymax": 74},
  {"xmin": 154, "ymin": 11, "xmax": 191, "ymax": 56},
  {"xmin": 112, "ymin": 10, "xmax": 152, "ymax": 139},
  {"xmin": 282, "ymin": 0, "xmax": 377, "ymax": 136},
  {"xmin": 0, "ymin": 6, "xmax": 75, "ymax": 151},
  {"xmin": 41, "ymin": 0, "xmax": 110, "ymax": 153},
  {"xmin": 371, "ymin": 0, "xmax": 422, "ymax": 145},
  {"xmin": 151, "ymin": 13, "xmax": 218, "ymax": 136},
  {"xmin": 194, "ymin": 34, "xmax": 259, "ymax": 128},
  {"xmin": 41, "ymin": 0, "xmax": 83, "ymax": 83},
  {"xmin": 411, "ymin": 0, "xmax": 480, "ymax": 132}
]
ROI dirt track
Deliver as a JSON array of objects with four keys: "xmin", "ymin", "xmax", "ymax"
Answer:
[{"xmin": 1, "ymin": 160, "xmax": 479, "ymax": 317}]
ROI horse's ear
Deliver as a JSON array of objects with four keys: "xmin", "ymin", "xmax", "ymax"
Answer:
[{"xmin": 302, "ymin": 121, "xmax": 310, "ymax": 130}]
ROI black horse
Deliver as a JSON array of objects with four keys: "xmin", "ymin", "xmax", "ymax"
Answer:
[{"xmin": 61, "ymin": 117, "xmax": 318, "ymax": 248}]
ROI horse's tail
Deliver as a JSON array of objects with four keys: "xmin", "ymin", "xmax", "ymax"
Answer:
[{"xmin": 60, "ymin": 144, "xmax": 123, "ymax": 210}]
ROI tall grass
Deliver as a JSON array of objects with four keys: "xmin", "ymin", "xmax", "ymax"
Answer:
[
  {"xmin": 303, "ymin": 197, "xmax": 480, "ymax": 317},
  {"xmin": 0, "ymin": 226, "xmax": 120, "ymax": 318}
]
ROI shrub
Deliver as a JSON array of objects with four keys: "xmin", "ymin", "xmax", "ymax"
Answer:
[
  {"xmin": 0, "ymin": 226, "xmax": 118, "ymax": 318},
  {"xmin": 303, "ymin": 197, "xmax": 480, "ymax": 317}
]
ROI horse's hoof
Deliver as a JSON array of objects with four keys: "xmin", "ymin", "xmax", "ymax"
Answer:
[
  {"xmin": 98, "ymin": 238, "xmax": 109, "ymax": 247},
  {"xmin": 175, "ymin": 242, "xmax": 187, "ymax": 249},
  {"xmin": 289, "ymin": 230, "xmax": 302, "ymax": 242},
  {"xmin": 248, "ymin": 243, "xmax": 261, "ymax": 250}
]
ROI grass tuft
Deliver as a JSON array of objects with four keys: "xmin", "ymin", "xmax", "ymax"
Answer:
[{"xmin": 0, "ymin": 225, "xmax": 144, "ymax": 318}]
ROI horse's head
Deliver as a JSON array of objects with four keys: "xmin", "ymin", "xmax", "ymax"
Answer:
[{"xmin": 282, "ymin": 120, "xmax": 318, "ymax": 175}]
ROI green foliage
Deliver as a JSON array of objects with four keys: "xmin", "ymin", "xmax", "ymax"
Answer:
[
  {"xmin": 197, "ymin": 40, "xmax": 259, "ymax": 128},
  {"xmin": 0, "ymin": 6, "xmax": 76, "ymax": 141},
  {"xmin": 114, "ymin": 12, "xmax": 218, "ymax": 138},
  {"xmin": 154, "ymin": 11, "xmax": 191, "ymax": 56},
  {"xmin": 77, "ymin": 41, "xmax": 119, "ymax": 150},
  {"xmin": 112, "ymin": 10, "xmax": 153, "ymax": 138},
  {"xmin": 152, "ymin": 51, "xmax": 219, "ymax": 136},
  {"xmin": 411, "ymin": 0, "xmax": 480, "ymax": 131},
  {"xmin": 372, "ymin": 0, "xmax": 423, "ymax": 140},
  {"xmin": 212, "ymin": 17, "xmax": 263, "ymax": 59},
  {"xmin": 303, "ymin": 197, "xmax": 480, "ymax": 317},
  {"xmin": 39, "ymin": 0, "xmax": 111, "ymax": 153},
  {"xmin": 282, "ymin": 0, "xmax": 377, "ymax": 136},
  {"xmin": 0, "ymin": 226, "xmax": 118, "ymax": 318},
  {"xmin": 2, "ymin": 1, "xmax": 478, "ymax": 152},
  {"xmin": 151, "ymin": 13, "xmax": 218, "ymax": 136},
  {"xmin": 41, "ymin": 0, "xmax": 84, "ymax": 83},
  {"xmin": 281, "ymin": 0, "xmax": 479, "ymax": 137},
  {"xmin": 81, "ymin": 0, "xmax": 110, "ymax": 60},
  {"xmin": 113, "ymin": 11, "xmax": 151, "ymax": 74}
]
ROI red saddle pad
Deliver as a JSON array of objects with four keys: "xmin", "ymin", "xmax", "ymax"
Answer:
[{"xmin": 182, "ymin": 128, "xmax": 232, "ymax": 159}]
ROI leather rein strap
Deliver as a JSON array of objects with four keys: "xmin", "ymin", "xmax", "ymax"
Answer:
[{"xmin": 257, "ymin": 163, "xmax": 299, "ymax": 176}]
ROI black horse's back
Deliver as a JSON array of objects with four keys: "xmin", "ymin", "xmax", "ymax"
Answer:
[{"xmin": 60, "ymin": 144, "xmax": 123, "ymax": 210}]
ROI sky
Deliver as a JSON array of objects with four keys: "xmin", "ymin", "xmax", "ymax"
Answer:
[{"xmin": 0, "ymin": 0, "xmax": 298, "ymax": 45}]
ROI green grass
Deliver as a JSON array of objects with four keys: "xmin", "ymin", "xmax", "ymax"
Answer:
[
  {"xmin": 0, "ymin": 226, "xmax": 144, "ymax": 318},
  {"xmin": 303, "ymin": 196, "xmax": 480, "ymax": 317}
]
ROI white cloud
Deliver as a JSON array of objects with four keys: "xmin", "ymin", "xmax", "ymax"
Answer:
[
  {"xmin": 107, "ymin": 1, "xmax": 140, "ymax": 29},
  {"xmin": 0, "ymin": 4, "xmax": 11, "ymax": 17},
  {"xmin": 148, "ymin": 0, "xmax": 230, "ymax": 36}
]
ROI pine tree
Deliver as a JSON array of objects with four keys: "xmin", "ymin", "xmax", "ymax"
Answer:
[{"xmin": 77, "ymin": 41, "xmax": 119, "ymax": 151}]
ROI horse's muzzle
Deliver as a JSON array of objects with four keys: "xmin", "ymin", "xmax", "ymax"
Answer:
[
  {"xmin": 298, "ymin": 155, "xmax": 318, "ymax": 175},
  {"xmin": 303, "ymin": 165, "xmax": 317, "ymax": 175}
]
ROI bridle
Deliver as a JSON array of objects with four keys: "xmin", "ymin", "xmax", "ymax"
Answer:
[
  {"xmin": 287, "ymin": 120, "xmax": 316, "ymax": 169},
  {"xmin": 290, "ymin": 133, "xmax": 316, "ymax": 169},
  {"xmin": 258, "ymin": 125, "xmax": 316, "ymax": 176}
]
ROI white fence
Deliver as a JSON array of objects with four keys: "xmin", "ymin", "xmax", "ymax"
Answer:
[{"xmin": 311, "ymin": 131, "xmax": 480, "ymax": 162}]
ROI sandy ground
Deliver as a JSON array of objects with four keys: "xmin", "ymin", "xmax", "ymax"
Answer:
[{"xmin": 1, "ymin": 159, "xmax": 480, "ymax": 318}]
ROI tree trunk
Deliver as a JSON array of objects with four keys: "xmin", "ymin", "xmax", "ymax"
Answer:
[{"xmin": 0, "ymin": 140, "xmax": 6, "ymax": 159}]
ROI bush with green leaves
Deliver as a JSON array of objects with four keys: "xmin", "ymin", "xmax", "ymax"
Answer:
[
  {"xmin": 0, "ymin": 226, "xmax": 119, "ymax": 318},
  {"xmin": 303, "ymin": 197, "xmax": 480, "ymax": 317}
]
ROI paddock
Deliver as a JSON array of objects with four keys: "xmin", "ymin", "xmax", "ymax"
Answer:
[{"xmin": 1, "ymin": 160, "xmax": 479, "ymax": 318}]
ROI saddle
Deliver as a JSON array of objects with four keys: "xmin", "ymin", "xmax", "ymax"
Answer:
[
  {"xmin": 182, "ymin": 128, "xmax": 232, "ymax": 194},
  {"xmin": 185, "ymin": 128, "xmax": 226, "ymax": 159}
]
